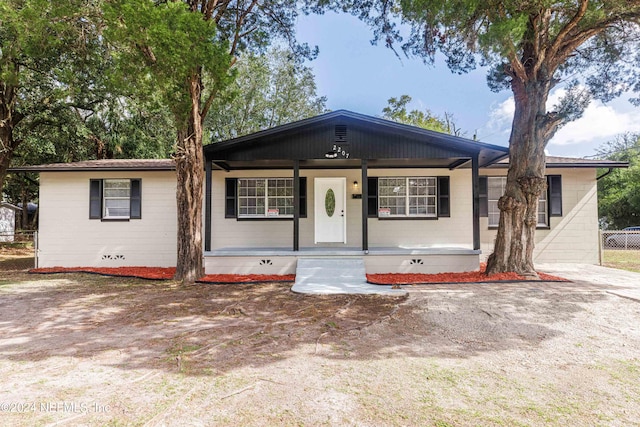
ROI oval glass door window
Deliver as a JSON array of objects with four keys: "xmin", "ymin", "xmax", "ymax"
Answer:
[{"xmin": 325, "ymin": 188, "xmax": 336, "ymax": 217}]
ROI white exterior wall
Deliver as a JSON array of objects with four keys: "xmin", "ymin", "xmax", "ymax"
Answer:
[
  {"xmin": 480, "ymin": 168, "xmax": 599, "ymax": 264},
  {"xmin": 368, "ymin": 168, "xmax": 473, "ymax": 248},
  {"xmin": 210, "ymin": 168, "xmax": 472, "ymax": 250},
  {"xmin": 38, "ymin": 171, "xmax": 177, "ymax": 268}
]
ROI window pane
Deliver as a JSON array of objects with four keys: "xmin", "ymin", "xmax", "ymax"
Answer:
[
  {"xmin": 487, "ymin": 177, "xmax": 507, "ymax": 226},
  {"xmin": 238, "ymin": 178, "xmax": 266, "ymax": 217},
  {"xmin": 406, "ymin": 178, "xmax": 436, "ymax": 217},
  {"xmin": 103, "ymin": 179, "xmax": 131, "ymax": 218},
  {"xmin": 104, "ymin": 198, "xmax": 130, "ymax": 218},
  {"xmin": 538, "ymin": 199, "xmax": 547, "ymax": 226}
]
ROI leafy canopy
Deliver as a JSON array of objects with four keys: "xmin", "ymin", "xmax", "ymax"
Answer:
[
  {"xmin": 381, "ymin": 95, "xmax": 462, "ymax": 135},
  {"xmin": 206, "ymin": 48, "xmax": 328, "ymax": 142},
  {"xmin": 102, "ymin": 0, "xmax": 232, "ymax": 125}
]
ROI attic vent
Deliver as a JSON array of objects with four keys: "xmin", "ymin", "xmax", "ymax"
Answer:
[{"xmin": 335, "ymin": 125, "xmax": 347, "ymax": 142}]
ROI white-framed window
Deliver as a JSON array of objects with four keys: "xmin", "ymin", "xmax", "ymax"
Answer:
[
  {"xmin": 487, "ymin": 177, "xmax": 548, "ymax": 227},
  {"xmin": 378, "ymin": 177, "xmax": 437, "ymax": 217},
  {"xmin": 487, "ymin": 177, "xmax": 506, "ymax": 227},
  {"xmin": 238, "ymin": 178, "xmax": 294, "ymax": 218},
  {"xmin": 103, "ymin": 179, "xmax": 131, "ymax": 219}
]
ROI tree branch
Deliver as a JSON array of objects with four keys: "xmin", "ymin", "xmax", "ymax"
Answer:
[{"xmin": 548, "ymin": 0, "xmax": 589, "ymax": 61}]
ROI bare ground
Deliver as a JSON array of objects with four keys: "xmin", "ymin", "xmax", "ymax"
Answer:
[{"xmin": 0, "ymin": 260, "xmax": 639, "ymax": 426}]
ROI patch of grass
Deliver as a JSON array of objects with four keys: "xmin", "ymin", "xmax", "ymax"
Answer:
[{"xmin": 603, "ymin": 250, "xmax": 640, "ymax": 273}]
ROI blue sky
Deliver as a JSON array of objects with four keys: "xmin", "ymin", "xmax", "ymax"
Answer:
[{"xmin": 296, "ymin": 12, "xmax": 640, "ymax": 158}]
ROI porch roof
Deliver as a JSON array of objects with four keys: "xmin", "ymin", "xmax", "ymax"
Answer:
[{"xmin": 204, "ymin": 110, "xmax": 509, "ymax": 170}]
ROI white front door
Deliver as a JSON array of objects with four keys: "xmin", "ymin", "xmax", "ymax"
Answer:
[{"xmin": 314, "ymin": 177, "xmax": 346, "ymax": 243}]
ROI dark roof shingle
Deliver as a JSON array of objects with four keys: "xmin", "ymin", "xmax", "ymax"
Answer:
[{"xmin": 9, "ymin": 159, "xmax": 175, "ymax": 172}]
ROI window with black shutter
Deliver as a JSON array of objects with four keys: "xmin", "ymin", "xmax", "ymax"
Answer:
[
  {"xmin": 367, "ymin": 177, "xmax": 378, "ymax": 217},
  {"xmin": 437, "ymin": 176, "xmax": 450, "ymax": 217},
  {"xmin": 548, "ymin": 175, "xmax": 562, "ymax": 217},
  {"xmin": 226, "ymin": 177, "xmax": 306, "ymax": 219},
  {"xmin": 89, "ymin": 178, "xmax": 141, "ymax": 220}
]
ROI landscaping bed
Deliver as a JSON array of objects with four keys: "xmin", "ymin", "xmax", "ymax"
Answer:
[
  {"xmin": 30, "ymin": 265, "xmax": 566, "ymax": 285},
  {"xmin": 367, "ymin": 264, "xmax": 568, "ymax": 285},
  {"xmin": 29, "ymin": 266, "xmax": 295, "ymax": 283}
]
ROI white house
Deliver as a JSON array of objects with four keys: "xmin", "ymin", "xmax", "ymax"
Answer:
[{"xmin": 13, "ymin": 110, "xmax": 626, "ymax": 274}]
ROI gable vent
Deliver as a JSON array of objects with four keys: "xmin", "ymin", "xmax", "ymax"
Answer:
[{"xmin": 335, "ymin": 125, "xmax": 347, "ymax": 142}]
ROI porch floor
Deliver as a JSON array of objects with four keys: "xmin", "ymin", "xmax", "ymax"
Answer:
[
  {"xmin": 205, "ymin": 246, "xmax": 480, "ymax": 257},
  {"xmin": 291, "ymin": 258, "xmax": 407, "ymax": 296}
]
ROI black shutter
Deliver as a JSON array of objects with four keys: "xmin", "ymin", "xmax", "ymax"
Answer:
[
  {"xmin": 89, "ymin": 179, "xmax": 102, "ymax": 219},
  {"xmin": 548, "ymin": 175, "xmax": 562, "ymax": 216},
  {"xmin": 225, "ymin": 178, "xmax": 237, "ymax": 218},
  {"xmin": 367, "ymin": 177, "xmax": 378, "ymax": 217},
  {"xmin": 299, "ymin": 177, "xmax": 307, "ymax": 218},
  {"xmin": 437, "ymin": 176, "xmax": 450, "ymax": 217},
  {"xmin": 130, "ymin": 179, "xmax": 142, "ymax": 219},
  {"xmin": 479, "ymin": 176, "xmax": 488, "ymax": 217}
]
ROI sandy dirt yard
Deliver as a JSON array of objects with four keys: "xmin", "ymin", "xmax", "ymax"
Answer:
[{"xmin": 0, "ymin": 263, "xmax": 639, "ymax": 426}]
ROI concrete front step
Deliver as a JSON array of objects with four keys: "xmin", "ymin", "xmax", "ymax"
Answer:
[{"xmin": 292, "ymin": 258, "xmax": 406, "ymax": 296}]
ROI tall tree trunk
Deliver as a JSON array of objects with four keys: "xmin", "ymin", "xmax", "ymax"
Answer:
[
  {"xmin": 0, "ymin": 120, "xmax": 18, "ymax": 193},
  {"xmin": 0, "ymin": 84, "xmax": 18, "ymax": 192},
  {"xmin": 486, "ymin": 79, "xmax": 549, "ymax": 276},
  {"xmin": 174, "ymin": 73, "xmax": 205, "ymax": 283}
]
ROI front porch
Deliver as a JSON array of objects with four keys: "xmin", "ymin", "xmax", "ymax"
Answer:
[{"xmin": 204, "ymin": 246, "xmax": 480, "ymax": 275}]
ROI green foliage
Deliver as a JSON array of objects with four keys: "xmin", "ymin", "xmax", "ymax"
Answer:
[
  {"xmin": 206, "ymin": 48, "xmax": 328, "ymax": 142},
  {"xmin": 102, "ymin": 0, "xmax": 232, "ymax": 125},
  {"xmin": 321, "ymin": 0, "xmax": 640, "ymax": 126},
  {"xmin": 381, "ymin": 95, "xmax": 462, "ymax": 135},
  {"xmin": 597, "ymin": 133, "xmax": 640, "ymax": 229},
  {"xmin": 0, "ymin": 0, "xmax": 108, "ymax": 190}
]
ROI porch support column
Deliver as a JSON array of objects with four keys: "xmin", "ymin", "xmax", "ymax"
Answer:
[
  {"xmin": 361, "ymin": 159, "xmax": 368, "ymax": 251},
  {"xmin": 204, "ymin": 159, "xmax": 212, "ymax": 252},
  {"xmin": 293, "ymin": 160, "xmax": 300, "ymax": 251},
  {"xmin": 472, "ymin": 154, "xmax": 480, "ymax": 250}
]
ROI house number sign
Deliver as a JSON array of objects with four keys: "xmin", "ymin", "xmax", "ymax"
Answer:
[{"xmin": 325, "ymin": 144, "xmax": 350, "ymax": 159}]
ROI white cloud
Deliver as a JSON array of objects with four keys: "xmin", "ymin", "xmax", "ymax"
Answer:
[
  {"xmin": 486, "ymin": 97, "xmax": 514, "ymax": 134},
  {"xmin": 550, "ymin": 99, "xmax": 640, "ymax": 146},
  {"xmin": 483, "ymin": 89, "xmax": 640, "ymax": 152}
]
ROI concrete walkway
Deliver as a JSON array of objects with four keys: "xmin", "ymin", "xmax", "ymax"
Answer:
[
  {"xmin": 292, "ymin": 258, "xmax": 407, "ymax": 296},
  {"xmin": 538, "ymin": 263, "xmax": 640, "ymax": 302}
]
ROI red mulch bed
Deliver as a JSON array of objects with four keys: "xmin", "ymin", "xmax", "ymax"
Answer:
[
  {"xmin": 367, "ymin": 264, "xmax": 568, "ymax": 285},
  {"xmin": 30, "ymin": 266, "xmax": 177, "ymax": 280},
  {"xmin": 29, "ymin": 267, "xmax": 295, "ymax": 283}
]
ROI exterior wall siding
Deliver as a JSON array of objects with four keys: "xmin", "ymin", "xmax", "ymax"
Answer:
[
  {"xmin": 38, "ymin": 171, "xmax": 177, "ymax": 268},
  {"xmin": 479, "ymin": 168, "xmax": 599, "ymax": 264},
  {"xmin": 210, "ymin": 168, "xmax": 472, "ymax": 250},
  {"xmin": 367, "ymin": 168, "xmax": 473, "ymax": 248}
]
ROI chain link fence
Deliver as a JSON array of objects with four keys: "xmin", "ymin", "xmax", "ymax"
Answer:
[
  {"xmin": 601, "ymin": 229, "xmax": 640, "ymax": 250},
  {"xmin": 0, "ymin": 230, "xmax": 36, "ymax": 243}
]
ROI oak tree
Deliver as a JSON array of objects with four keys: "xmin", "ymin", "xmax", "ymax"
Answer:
[
  {"xmin": 207, "ymin": 48, "xmax": 327, "ymax": 142},
  {"xmin": 326, "ymin": 0, "xmax": 640, "ymax": 275},
  {"xmin": 0, "ymin": 0, "xmax": 102, "ymax": 190},
  {"xmin": 382, "ymin": 95, "xmax": 462, "ymax": 135},
  {"xmin": 104, "ymin": 0, "xmax": 314, "ymax": 283}
]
